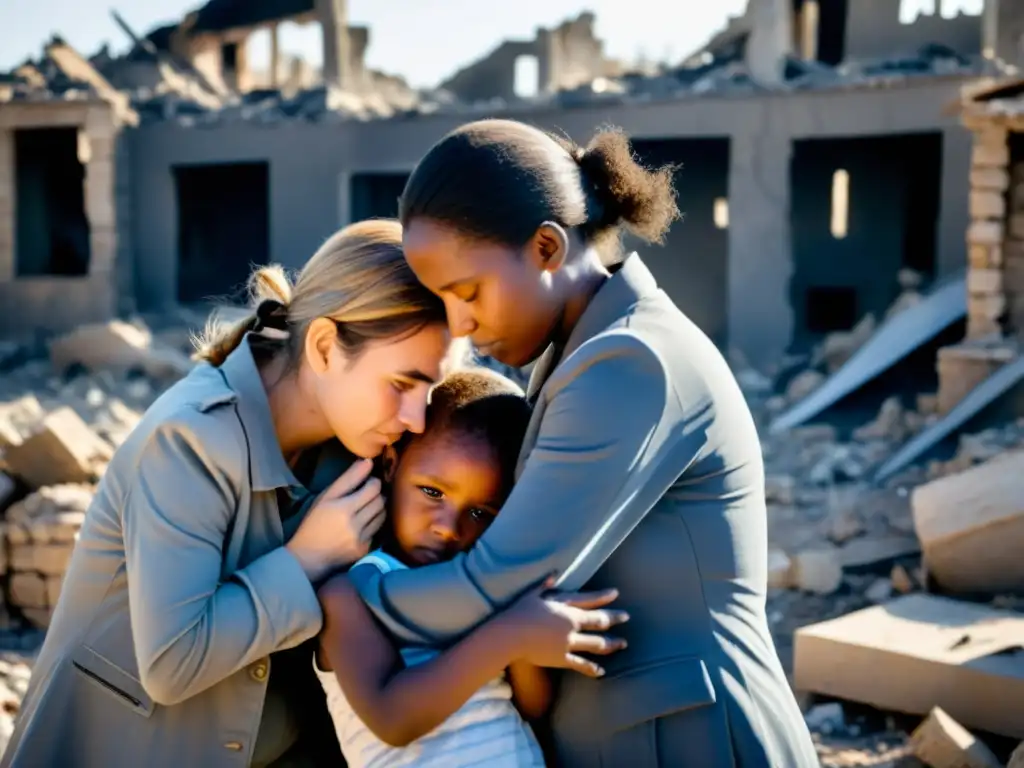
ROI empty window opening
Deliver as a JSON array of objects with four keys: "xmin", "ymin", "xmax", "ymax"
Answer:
[
  {"xmin": 513, "ymin": 55, "xmax": 539, "ymax": 99},
  {"xmin": 806, "ymin": 287, "xmax": 858, "ymax": 333},
  {"xmin": 900, "ymin": 0, "xmax": 937, "ymax": 23},
  {"xmin": 713, "ymin": 197, "xmax": 729, "ymax": 229},
  {"xmin": 175, "ymin": 162, "xmax": 269, "ymax": 304},
  {"xmin": 14, "ymin": 127, "xmax": 90, "ymax": 277},
  {"xmin": 222, "ymin": 42, "xmax": 239, "ymax": 71},
  {"xmin": 350, "ymin": 172, "xmax": 410, "ymax": 223},
  {"xmin": 830, "ymin": 169, "xmax": 849, "ymax": 239}
]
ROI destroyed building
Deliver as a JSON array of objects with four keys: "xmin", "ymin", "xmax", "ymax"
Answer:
[{"xmin": 3, "ymin": 0, "xmax": 1024, "ymax": 370}]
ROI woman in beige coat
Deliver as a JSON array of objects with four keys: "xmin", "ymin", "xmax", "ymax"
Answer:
[{"xmin": 2, "ymin": 220, "xmax": 457, "ymax": 767}]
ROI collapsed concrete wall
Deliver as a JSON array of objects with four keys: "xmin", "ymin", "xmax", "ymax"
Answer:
[{"xmin": 845, "ymin": 0, "xmax": 982, "ymax": 60}]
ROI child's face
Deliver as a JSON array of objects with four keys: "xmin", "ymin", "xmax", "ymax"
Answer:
[{"xmin": 386, "ymin": 430, "xmax": 507, "ymax": 566}]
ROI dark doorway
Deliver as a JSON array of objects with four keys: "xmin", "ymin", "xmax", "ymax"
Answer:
[
  {"xmin": 789, "ymin": 132, "xmax": 942, "ymax": 350},
  {"xmin": 14, "ymin": 127, "xmax": 91, "ymax": 277},
  {"xmin": 174, "ymin": 161, "xmax": 270, "ymax": 303},
  {"xmin": 628, "ymin": 138, "xmax": 731, "ymax": 347},
  {"xmin": 350, "ymin": 172, "xmax": 409, "ymax": 222}
]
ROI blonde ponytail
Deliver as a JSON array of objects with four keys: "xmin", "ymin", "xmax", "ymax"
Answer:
[{"xmin": 192, "ymin": 220, "xmax": 445, "ymax": 368}]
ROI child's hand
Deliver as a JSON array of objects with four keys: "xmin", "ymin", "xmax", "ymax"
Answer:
[
  {"xmin": 287, "ymin": 459, "xmax": 386, "ymax": 580},
  {"xmin": 498, "ymin": 578, "xmax": 629, "ymax": 678}
]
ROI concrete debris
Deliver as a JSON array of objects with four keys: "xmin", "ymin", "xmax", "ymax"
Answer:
[
  {"xmin": 912, "ymin": 449, "xmax": 1024, "ymax": 595},
  {"xmin": 910, "ymin": 707, "xmax": 1003, "ymax": 768},
  {"xmin": 1010, "ymin": 743, "xmax": 1024, "ymax": 768},
  {"xmin": 812, "ymin": 314, "xmax": 877, "ymax": 374},
  {"xmin": 48, "ymin": 320, "xmax": 194, "ymax": 381}
]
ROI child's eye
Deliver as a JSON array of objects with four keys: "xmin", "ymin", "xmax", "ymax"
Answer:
[
  {"xmin": 469, "ymin": 508, "xmax": 492, "ymax": 524},
  {"xmin": 419, "ymin": 486, "xmax": 442, "ymax": 500}
]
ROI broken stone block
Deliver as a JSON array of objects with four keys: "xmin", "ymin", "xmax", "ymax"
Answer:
[
  {"xmin": 969, "ymin": 244, "xmax": 1003, "ymax": 269},
  {"xmin": 917, "ymin": 393, "xmax": 939, "ymax": 415},
  {"xmin": 968, "ymin": 219, "xmax": 1005, "ymax": 246},
  {"xmin": 912, "ymin": 449, "xmax": 1024, "ymax": 595},
  {"xmin": 972, "ymin": 141, "xmax": 1010, "ymax": 169},
  {"xmin": 5, "ymin": 485, "xmax": 91, "ymax": 543},
  {"xmin": 790, "ymin": 549, "xmax": 843, "ymax": 595},
  {"xmin": 936, "ymin": 343, "xmax": 1014, "ymax": 414},
  {"xmin": 0, "ymin": 395, "xmax": 45, "ymax": 450},
  {"xmin": 49, "ymin": 320, "xmax": 194, "ymax": 380},
  {"xmin": 813, "ymin": 314, "xmax": 876, "ymax": 373},
  {"xmin": 910, "ymin": 706, "xmax": 1003, "ymax": 768},
  {"xmin": 794, "ymin": 594, "xmax": 1024, "ymax": 739},
  {"xmin": 30, "ymin": 543, "xmax": 74, "ymax": 576},
  {"xmin": 9, "ymin": 573, "xmax": 46, "ymax": 610},
  {"xmin": 853, "ymin": 396, "xmax": 907, "ymax": 443},
  {"xmin": 968, "ymin": 267, "xmax": 1004, "ymax": 296},
  {"xmin": 785, "ymin": 369, "xmax": 825, "ymax": 404},
  {"xmin": 3, "ymin": 407, "xmax": 112, "ymax": 489},
  {"xmin": 970, "ymin": 190, "xmax": 1007, "ymax": 220},
  {"xmin": 971, "ymin": 167, "xmax": 1011, "ymax": 192}
]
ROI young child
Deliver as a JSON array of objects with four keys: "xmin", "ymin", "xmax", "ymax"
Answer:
[{"xmin": 315, "ymin": 368, "xmax": 570, "ymax": 767}]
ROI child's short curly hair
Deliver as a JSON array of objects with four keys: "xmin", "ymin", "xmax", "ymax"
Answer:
[{"xmin": 415, "ymin": 367, "xmax": 533, "ymax": 494}]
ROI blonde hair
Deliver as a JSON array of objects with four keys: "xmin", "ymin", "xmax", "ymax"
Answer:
[{"xmin": 193, "ymin": 219, "xmax": 447, "ymax": 368}]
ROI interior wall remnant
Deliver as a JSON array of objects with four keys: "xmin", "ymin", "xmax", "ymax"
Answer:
[
  {"xmin": 1006, "ymin": 132, "xmax": 1024, "ymax": 338},
  {"xmin": 14, "ymin": 127, "xmax": 91, "ymax": 277},
  {"xmin": 174, "ymin": 162, "xmax": 270, "ymax": 304},
  {"xmin": 789, "ymin": 132, "xmax": 943, "ymax": 348},
  {"xmin": 441, "ymin": 12, "xmax": 615, "ymax": 104},
  {"xmin": 845, "ymin": 0, "xmax": 981, "ymax": 60},
  {"xmin": 628, "ymin": 138, "xmax": 731, "ymax": 347},
  {"xmin": 349, "ymin": 172, "xmax": 409, "ymax": 223},
  {"xmin": 984, "ymin": 0, "xmax": 1024, "ymax": 68}
]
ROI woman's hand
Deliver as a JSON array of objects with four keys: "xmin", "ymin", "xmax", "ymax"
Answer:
[
  {"xmin": 287, "ymin": 459, "xmax": 386, "ymax": 581},
  {"xmin": 496, "ymin": 578, "xmax": 629, "ymax": 678}
]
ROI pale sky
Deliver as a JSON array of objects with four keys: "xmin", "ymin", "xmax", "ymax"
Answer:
[{"xmin": 0, "ymin": 0, "xmax": 750, "ymax": 89}]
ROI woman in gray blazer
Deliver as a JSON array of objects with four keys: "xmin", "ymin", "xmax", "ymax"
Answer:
[
  {"xmin": 2, "ymin": 220, "xmax": 458, "ymax": 767},
  {"xmin": 348, "ymin": 121, "xmax": 821, "ymax": 767}
]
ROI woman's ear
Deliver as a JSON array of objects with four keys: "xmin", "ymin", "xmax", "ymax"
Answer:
[
  {"xmin": 304, "ymin": 318, "xmax": 339, "ymax": 375},
  {"xmin": 529, "ymin": 222, "xmax": 570, "ymax": 273}
]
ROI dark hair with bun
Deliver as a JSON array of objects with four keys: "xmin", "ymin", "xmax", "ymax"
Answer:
[{"xmin": 398, "ymin": 119, "xmax": 680, "ymax": 257}]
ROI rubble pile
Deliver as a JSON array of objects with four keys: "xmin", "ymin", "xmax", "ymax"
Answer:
[
  {"xmin": 733, "ymin": 314, "xmax": 1024, "ymax": 765},
  {"xmin": 0, "ymin": 317, "xmax": 193, "ymax": 633}
]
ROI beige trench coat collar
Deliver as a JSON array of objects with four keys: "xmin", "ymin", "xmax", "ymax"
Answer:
[{"xmin": 219, "ymin": 334, "xmax": 300, "ymax": 492}]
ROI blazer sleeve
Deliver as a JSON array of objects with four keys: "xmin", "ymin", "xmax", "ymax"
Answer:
[
  {"xmin": 353, "ymin": 333, "xmax": 697, "ymax": 645},
  {"xmin": 122, "ymin": 411, "xmax": 323, "ymax": 706}
]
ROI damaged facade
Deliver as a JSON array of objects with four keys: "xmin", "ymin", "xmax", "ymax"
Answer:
[{"xmin": 3, "ymin": 0, "xmax": 1024, "ymax": 366}]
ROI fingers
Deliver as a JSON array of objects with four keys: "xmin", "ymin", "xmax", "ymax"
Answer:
[
  {"xmin": 322, "ymin": 459, "xmax": 374, "ymax": 499},
  {"xmin": 567, "ymin": 631, "xmax": 627, "ymax": 657},
  {"xmin": 564, "ymin": 653, "xmax": 606, "ymax": 679},
  {"xmin": 574, "ymin": 608, "xmax": 630, "ymax": 632},
  {"xmin": 344, "ymin": 476, "xmax": 382, "ymax": 511},
  {"xmin": 353, "ymin": 494, "xmax": 386, "ymax": 535},
  {"xmin": 554, "ymin": 588, "xmax": 620, "ymax": 610}
]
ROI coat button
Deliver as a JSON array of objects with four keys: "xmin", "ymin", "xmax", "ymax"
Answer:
[
  {"xmin": 224, "ymin": 741, "xmax": 243, "ymax": 751},
  {"xmin": 250, "ymin": 663, "xmax": 268, "ymax": 682}
]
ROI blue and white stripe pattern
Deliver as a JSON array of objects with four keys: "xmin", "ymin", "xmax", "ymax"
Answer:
[{"xmin": 315, "ymin": 550, "xmax": 546, "ymax": 767}]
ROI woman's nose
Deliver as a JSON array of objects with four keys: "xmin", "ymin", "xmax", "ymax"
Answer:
[
  {"xmin": 446, "ymin": 300, "xmax": 477, "ymax": 338},
  {"xmin": 398, "ymin": 390, "xmax": 428, "ymax": 434}
]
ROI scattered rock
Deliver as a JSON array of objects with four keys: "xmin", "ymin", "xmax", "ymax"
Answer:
[
  {"xmin": 790, "ymin": 549, "xmax": 844, "ymax": 595},
  {"xmin": 49, "ymin": 320, "xmax": 193, "ymax": 381},
  {"xmin": 1008, "ymin": 741, "xmax": 1024, "ymax": 768},
  {"xmin": 786, "ymin": 370, "xmax": 826, "ymax": 404},
  {"xmin": 910, "ymin": 706, "xmax": 1003, "ymax": 768}
]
